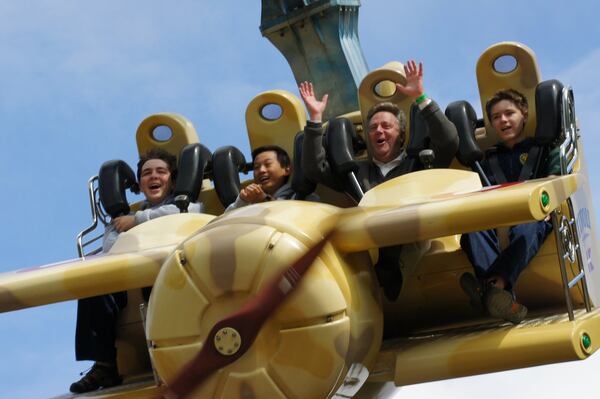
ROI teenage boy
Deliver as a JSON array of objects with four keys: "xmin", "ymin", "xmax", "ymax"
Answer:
[
  {"xmin": 70, "ymin": 148, "xmax": 202, "ymax": 393},
  {"xmin": 460, "ymin": 89, "xmax": 560, "ymax": 324}
]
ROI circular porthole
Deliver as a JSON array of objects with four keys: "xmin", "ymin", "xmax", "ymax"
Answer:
[
  {"xmin": 493, "ymin": 54, "xmax": 518, "ymax": 74},
  {"xmin": 373, "ymin": 80, "xmax": 397, "ymax": 98},
  {"xmin": 151, "ymin": 125, "xmax": 173, "ymax": 142},
  {"xmin": 260, "ymin": 103, "xmax": 283, "ymax": 121}
]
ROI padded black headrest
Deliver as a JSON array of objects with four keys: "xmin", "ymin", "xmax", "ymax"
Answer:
[
  {"xmin": 291, "ymin": 132, "xmax": 317, "ymax": 200},
  {"xmin": 173, "ymin": 143, "xmax": 212, "ymax": 203},
  {"xmin": 212, "ymin": 146, "xmax": 248, "ymax": 208},
  {"xmin": 445, "ymin": 100, "xmax": 483, "ymax": 167},
  {"xmin": 535, "ymin": 79, "xmax": 564, "ymax": 145},
  {"xmin": 406, "ymin": 103, "xmax": 430, "ymax": 157},
  {"xmin": 326, "ymin": 117, "xmax": 360, "ymax": 175},
  {"xmin": 98, "ymin": 160, "xmax": 136, "ymax": 218}
]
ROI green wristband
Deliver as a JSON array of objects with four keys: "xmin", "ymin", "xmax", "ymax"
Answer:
[{"xmin": 415, "ymin": 93, "xmax": 428, "ymax": 104}]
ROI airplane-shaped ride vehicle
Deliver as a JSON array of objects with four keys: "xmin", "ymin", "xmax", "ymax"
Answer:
[{"xmin": 1, "ymin": 2, "xmax": 599, "ymax": 399}]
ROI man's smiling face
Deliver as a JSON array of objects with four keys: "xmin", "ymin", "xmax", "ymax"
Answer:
[{"xmin": 367, "ymin": 110, "xmax": 404, "ymax": 163}]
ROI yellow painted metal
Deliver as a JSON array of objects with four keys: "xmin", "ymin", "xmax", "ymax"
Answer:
[
  {"xmin": 333, "ymin": 171, "xmax": 578, "ymax": 252},
  {"xmin": 476, "ymin": 42, "xmax": 541, "ymax": 150},
  {"xmin": 359, "ymin": 168, "xmax": 482, "ymax": 208},
  {"xmin": 245, "ymin": 90, "xmax": 307, "ymax": 158},
  {"xmin": 146, "ymin": 201, "xmax": 383, "ymax": 398},
  {"xmin": 0, "ymin": 213, "xmax": 212, "ymax": 312},
  {"xmin": 214, "ymin": 327, "xmax": 242, "ymax": 356},
  {"xmin": 384, "ymin": 308, "xmax": 600, "ymax": 386},
  {"xmin": 109, "ymin": 213, "xmax": 214, "ymax": 254},
  {"xmin": 135, "ymin": 112, "xmax": 200, "ymax": 160},
  {"xmin": 0, "ymin": 249, "xmax": 167, "ymax": 313}
]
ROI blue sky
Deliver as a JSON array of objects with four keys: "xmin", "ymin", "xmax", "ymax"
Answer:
[{"xmin": 1, "ymin": 1, "xmax": 599, "ymax": 398}]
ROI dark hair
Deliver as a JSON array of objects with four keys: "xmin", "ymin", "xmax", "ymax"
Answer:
[
  {"xmin": 251, "ymin": 145, "xmax": 291, "ymax": 168},
  {"xmin": 485, "ymin": 89, "xmax": 529, "ymax": 123},
  {"xmin": 136, "ymin": 148, "xmax": 178, "ymax": 183}
]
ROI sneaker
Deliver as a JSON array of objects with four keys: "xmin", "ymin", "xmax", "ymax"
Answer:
[
  {"xmin": 459, "ymin": 272, "xmax": 484, "ymax": 313},
  {"xmin": 70, "ymin": 362, "xmax": 122, "ymax": 393},
  {"xmin": 484, "ymin": 286, "xmax": 528, "ymax": 324}
]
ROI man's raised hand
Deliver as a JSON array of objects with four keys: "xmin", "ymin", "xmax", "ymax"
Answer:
[
  {"xmin": 395, "ymin": 60, "xmax": 425, "ymax": 100},
  {"xmin": 299, "ymin": 81, "xmax": 329, "ymax": 123}
]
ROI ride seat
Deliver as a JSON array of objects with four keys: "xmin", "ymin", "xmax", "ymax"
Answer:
[
  {"xmin": 291, "ymin": 131, "xmax": 317, "ymax": 200},
  {"xmin": 172, "ymin": 143, "xmax": 212, "ymax": 212},
  {"xmin": 98, "ymin": 160, "xmax": 137, "ymax": 219},
  {"xmin": 212, "ymin": 145, "xmax": 249, "ymax": 208}
]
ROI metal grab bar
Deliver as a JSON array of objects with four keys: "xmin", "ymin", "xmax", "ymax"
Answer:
[
  {"xmin": 550, "ymin": 87, "xmax": 591, "ymax": 320},
  {"xmin": 551, "ymin": 198, "xmax": 592, "ymax": 321},
  {"xmin": 559, "ymin": 86, "xmax": 579, "ymax": 175},
  {"xmin": 76, "ymin": 175, "xmax": 108, "ymax": 258}
]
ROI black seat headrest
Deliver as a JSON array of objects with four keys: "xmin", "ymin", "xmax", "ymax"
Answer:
[
  {"xmin": 173, "ymin": 143, "xmax": 212, "ymax": 203},
  {"xmin": 291, "ymin": 132, "xmax": 317, "ymax": 200},
  {"xmin": 212, "ymin": 146, "xmax": 248, "ymax": 208},
  {"xmin": 324, "ymin": 117, "xmax": 365, "ymax": 200},
  {"xmin": 406, "ymin": 103, "xmax": 431, "ymax": 157},
  {"xmin": 445, "ymin": 100, "xmax": 483, "ymax": 167},
  {"xmin": 535, "ymin": 79, "xmax": 564, "ymax": 145},
  {"xmin": 98, "ymin": 160, "xmax": 136, "ymax": 218},
  {"xmin": 326, "ymin": 117, "xmax": 361, "ymax": 175}
]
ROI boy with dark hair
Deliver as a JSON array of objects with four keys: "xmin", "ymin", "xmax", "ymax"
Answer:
[
  {"xmin": 102, "ymin": 148, "xmax": 202, "ymax": 251},
  {"xmin": 226, "ymin": 145, "xmax": 318, "ymax": 211},
  {"xmin": 70, "ymin": 148, "xmax": 202, "ymax": 393},
  {"xmin": 460, "ymin": 88, "xmax": 560, "ymax": 324}
]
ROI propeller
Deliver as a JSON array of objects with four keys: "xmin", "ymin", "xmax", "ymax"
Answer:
[{"xmin": 161, "ymin": 228, "xmax": 336, "ymax": 399}]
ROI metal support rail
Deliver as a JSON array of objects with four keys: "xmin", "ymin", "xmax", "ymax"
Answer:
[
  {"xmin": 559, "ymin": 86, "xmax": 578, "ymax": 175},
  {"xmin": 551, "ymin": 86, "xmax": 591, "ymax": 321},
  {"xmin": 567, "ymin": 199, "xmax": 593, "ymax": 313},
  {"xmin": 76, "ymin": 175, "xmax": 106, "ymax": 258}
]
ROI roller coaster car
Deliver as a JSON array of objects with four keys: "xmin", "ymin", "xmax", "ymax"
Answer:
[{"xmin": 1, "ymin": 41, "xmax": 599, "ymax": 399}]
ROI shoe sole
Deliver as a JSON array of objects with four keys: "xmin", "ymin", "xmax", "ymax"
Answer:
[{"xmin": 485, "ymin": 287, "xmax": 527, "ymax": 324}]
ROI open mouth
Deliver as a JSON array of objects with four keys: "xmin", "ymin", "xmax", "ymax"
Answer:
[
  {"xmin": 149, "ymin": 183, "xmax": 162, "ymax": 191},
  {"xmin": 376, "ymin": 138, "xmax": 386, "ymax": 145},
  {"xmin": 258, "ymin": 175, "xmax": 270, "ymax": 185}
]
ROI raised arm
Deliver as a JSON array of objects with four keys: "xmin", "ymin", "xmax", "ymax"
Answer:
[
  {"xmin": 299, "ymin": 81, "xmax": 329, "ymax": 122},
  {"xmin": 395, "ymin": 60, "xmax": 425, "ymax": 100},
  {"xmin": 397, "ymin": 60, "xmax": 458, "ymax": 168},
  {"xmin": 299, "ymin": 82, "xmax": 345, "ymax": 191}
]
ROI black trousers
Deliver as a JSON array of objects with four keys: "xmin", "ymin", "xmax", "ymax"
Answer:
[{"xmin": 74, "ymin": 292, "xmax": 127, "ymax": 362}]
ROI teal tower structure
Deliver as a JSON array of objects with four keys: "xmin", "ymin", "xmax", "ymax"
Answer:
[{"xmin": 260, "ymin": 0, "xmax": 369, "ymax": 120}]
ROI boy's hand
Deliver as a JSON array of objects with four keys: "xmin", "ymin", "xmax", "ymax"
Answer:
[
  {"xmin": 113, "ymin": 215, "xmax": 136, "ymax": 232},
  {"xmin": 240, "ymin": 183, "xmax": 269, "ymax": 203}
]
